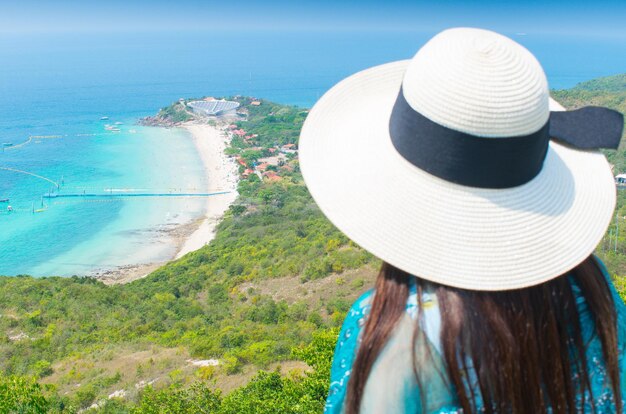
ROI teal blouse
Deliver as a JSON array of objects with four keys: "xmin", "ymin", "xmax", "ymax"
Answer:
[{"xmin": 325, "ymin": 261, "xmax": 626, "ymax": 413}]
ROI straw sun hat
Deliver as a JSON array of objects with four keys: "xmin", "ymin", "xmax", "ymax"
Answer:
[{"xmin": 299, "ymin": 27, "xmax": 624, "ymax": 291}]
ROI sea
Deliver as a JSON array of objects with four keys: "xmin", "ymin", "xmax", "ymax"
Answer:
[{"xmin": 1, "ymin": 30, "xmax": 625, "ymax": 277}]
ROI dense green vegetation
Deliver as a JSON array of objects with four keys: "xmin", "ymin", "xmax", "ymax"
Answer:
[
  {"xmin": 1, "ymin": 77, "xmax": 625, "ymax": 412},
  {"xmin": 0, "ymin": 329, "xmax": 337, "ymax": 413},
  {"xmin": 0, "ymin": 376, "xmax": 57, "ymax": 413},
  {"xmin": 124, "ymin": 329, "xmax": 336, "ymax": 414},
  {"xmin": 230, "ymin": 98, "xmax": 308, "ymax": 148}
]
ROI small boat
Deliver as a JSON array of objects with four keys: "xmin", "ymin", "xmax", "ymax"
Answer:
[
  {"xmin": 0, "ymin": 198, "xmax": 9, "ymax": 203},
  {"xmin": 100, "ymin": 116, "xmax": 109, "ymax": 120},
  {"xmin": 114, "ymin": 122, "xmax": 123, "ymax": 125},
  {"xmin": 111, "ymin": 128, "xmax": 121, "ymax": 132}
]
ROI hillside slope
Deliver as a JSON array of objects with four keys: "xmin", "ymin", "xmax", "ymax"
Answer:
[{"xmin": 1, "ymin": 80, "xmax": 625, "ymax": 412}]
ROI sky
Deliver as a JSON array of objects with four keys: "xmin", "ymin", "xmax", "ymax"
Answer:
[{"xmin": 1, "ymin": 0, "xmax": 626, "ymax": 38}]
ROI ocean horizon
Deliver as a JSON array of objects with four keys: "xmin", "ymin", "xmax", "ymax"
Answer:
[{"xmin": 1, "ymin": 29, "xmax": 625, "ymax": 277}]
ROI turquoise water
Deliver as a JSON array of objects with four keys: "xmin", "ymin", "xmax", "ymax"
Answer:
[
  {"xmin": 1, "ymin": 30, "xmax": 625, "ymax": 276},
  {"xmin": 0, "ymin": 122, "xmax": 206, "ymax": 276}
]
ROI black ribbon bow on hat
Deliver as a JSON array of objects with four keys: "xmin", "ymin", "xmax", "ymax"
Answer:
[
  {"xmin": 550, "ymin": 106, "xmax": 623, "ymax": 149},
  {"xmin": 389, "ymin": 89, "xmax": 625, "ymax": 189}
]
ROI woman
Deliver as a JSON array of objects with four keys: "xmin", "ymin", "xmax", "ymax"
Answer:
[{"xmin": 298, "ymin": 28, "xmax": 625, "ymax": 413}]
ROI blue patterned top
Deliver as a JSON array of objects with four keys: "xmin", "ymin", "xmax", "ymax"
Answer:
[{"xmin": 325, "ymin": 262, "xmax": 626, "ymax": 413}]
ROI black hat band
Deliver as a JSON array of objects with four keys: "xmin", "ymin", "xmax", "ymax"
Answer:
[{"xmin": 389, "ymin": 87, "xmax": 624, "ymax": 189}]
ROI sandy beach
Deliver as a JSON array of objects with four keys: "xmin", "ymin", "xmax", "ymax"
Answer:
[
  {"xmin": 175, "ymin": 123, "xmax": 239, "ymax": 258},
  {"xmin": 94, "ymin": 122, "xmax": 239, "ymax": 284}
]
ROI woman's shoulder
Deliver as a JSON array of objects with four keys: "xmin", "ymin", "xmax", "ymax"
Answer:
[
  {"xmin": 345, "ymin": 282, "xmax": 439, "ymax": 328},
  {"xmin": 325, "ymin": 285, "xmax": 432, "ymax": 414},
  {"xmin": 333, "ymin": 288, "xmax": 375, "ymax": 362},
  {"xmin": 325, "ymin": 289, "xmax": 375, "ymax": 414},
  {"xmin": 349, "ymin": 288, "xmax": 375, "ymax": 317}
]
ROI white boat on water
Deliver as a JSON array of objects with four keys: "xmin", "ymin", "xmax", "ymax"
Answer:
[{"xmin": 100, "ymin": 116, "xmax": 109, "ymax": 120}]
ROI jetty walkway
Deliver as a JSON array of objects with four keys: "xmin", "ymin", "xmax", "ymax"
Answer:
[{"xmin": 44, "ymin": 191, "xmax": 230, "ymax": 199}]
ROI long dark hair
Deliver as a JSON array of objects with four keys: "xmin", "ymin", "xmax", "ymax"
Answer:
[{"xmin": 346, "ymin": 256, "xmax": 622, "ymax": 413}]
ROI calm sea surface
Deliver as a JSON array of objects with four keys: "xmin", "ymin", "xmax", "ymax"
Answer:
[{"xmin": 0, "ymin": 30, "xmax": 624, "ymax": 276}]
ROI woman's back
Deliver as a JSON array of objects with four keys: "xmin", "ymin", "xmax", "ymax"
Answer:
[
  {"xmin": 325, "ymin": 261, "xmax": 626, "ymax": 413},
  {"xmin": 298, "ymin": 27, "xmax": 626, "ymax": 414}
]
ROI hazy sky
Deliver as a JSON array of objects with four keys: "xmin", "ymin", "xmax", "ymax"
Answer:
[{"xmin": 2, "ymin": 0, "xmax": 626, "ymax": 37}]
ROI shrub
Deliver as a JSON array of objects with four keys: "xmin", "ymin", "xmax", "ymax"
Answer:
[
  {"xmin": 32, "ymin": 360, "xmax": 53, "ymax": 378},
  {"xmin": 0, "ymin": 375, "xmax": 51, "ymax": 413}
]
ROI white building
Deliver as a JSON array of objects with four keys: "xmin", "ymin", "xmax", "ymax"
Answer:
[{"xmin": 187, "ymin": 99, "xmax": 240, "ymax": 116}]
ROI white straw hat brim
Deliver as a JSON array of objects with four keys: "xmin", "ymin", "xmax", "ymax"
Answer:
[{"xmin": 299, "ymin": 60, "xmax": 616, "ymax": 291}]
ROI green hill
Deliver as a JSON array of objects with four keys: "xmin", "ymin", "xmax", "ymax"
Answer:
[
  {"xmin": 560, "ymin": 73, "xmax": 626, "ymax": 93},
  {"xmin": 1, "ymin": 83, "xmax": 625, "ymax": 412}
]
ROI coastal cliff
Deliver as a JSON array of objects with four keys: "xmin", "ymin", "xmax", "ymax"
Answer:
[{"xmin": 139, "ymin": 100, "xmax": 195, "ymax": 127}]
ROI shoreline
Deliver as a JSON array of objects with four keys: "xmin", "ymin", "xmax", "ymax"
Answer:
[
  {"xmin": 93, "ymin": 121, "xmax": 239, "ymax": 285},
  {"xmin": 175, "ymin": 122, "xmax": 239, "ymax": 258}
]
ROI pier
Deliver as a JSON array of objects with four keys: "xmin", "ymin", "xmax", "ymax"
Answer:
[{"xmin": 43, "ymin": 191, "xmax": 230, "ymax": 199}]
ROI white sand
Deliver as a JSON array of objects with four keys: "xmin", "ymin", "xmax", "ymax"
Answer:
[{"xmin": 175, "ymin": 123, "xmax": 239, "ymax": 258}]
